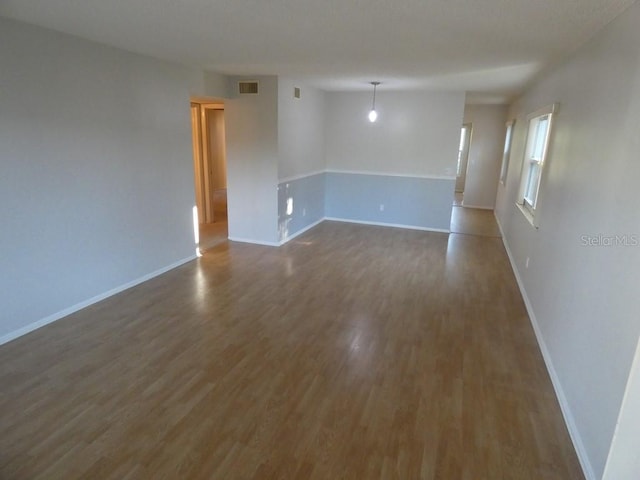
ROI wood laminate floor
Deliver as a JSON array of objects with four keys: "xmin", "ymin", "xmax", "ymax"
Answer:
[
  {"xmin": 0, "ymin": 221, "xmax": 584, "ymax": 479},
  {"xmin": 450, "ymin": 206, "xmax": 502, "ymax": 238},
  {"xmin": 199, "ymin": 221, "xmax": 228, "ymax": 253}
]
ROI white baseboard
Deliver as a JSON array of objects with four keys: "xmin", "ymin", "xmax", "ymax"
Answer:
[
  {"xmin": 325, "ymin": 217, "xmax": 450, "ymax": 234},
  {"xmin": 494, "ymin": 214, "xmax": 596, "ymax": 480},
  {"xmin": 278, "ymin": 215, "xmax": 449, "ymax": 246},
  {"xmin": 459, "ymin": 204, "xmax": 494, "ymax": 210},
  {"xmin": 0, "ymin": 254, "xmax": 197, "ymax": 347},
  {"xmin": 231, "ymin": 217, "xmax": 449, "ymax": 247},
  {"xmin": 228, "ymin": 237, "xmax": 280, "ymax": 247},
  {"xmin": 279, "ymin": 218, "xmax": 325, "ymax": 245}
]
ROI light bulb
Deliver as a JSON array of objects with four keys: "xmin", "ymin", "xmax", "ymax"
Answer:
[{"xmin": 368, "ymin": 109, "xmax": 378, "ymax": 122}]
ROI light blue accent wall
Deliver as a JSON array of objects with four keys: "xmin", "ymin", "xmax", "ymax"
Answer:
[
  {"xmin": 278, "ymin": 173, "xmax": 325, "ymax": 242},
  {"xmin": 325, "ymin": 172, "xmax": 454, "ymax": 231}
]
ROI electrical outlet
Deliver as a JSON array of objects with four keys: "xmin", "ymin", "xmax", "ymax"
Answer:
[
  {"xmin": 302, "ymin": 208, "xmax": 306, "ymax": 217},
  {"xmin": 379, "ymin": 204, "xmax": 385, "ymax": 212}
]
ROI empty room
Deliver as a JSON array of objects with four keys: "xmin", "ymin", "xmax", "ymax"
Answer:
[{"xmin": 1, "ymin": 1, "xmax": 639, "ymax": 479}]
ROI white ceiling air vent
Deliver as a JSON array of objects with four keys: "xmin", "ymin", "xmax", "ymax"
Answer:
[{"xmin": 238, "ymin": 81, "xmax": 259, "ymax": 95}]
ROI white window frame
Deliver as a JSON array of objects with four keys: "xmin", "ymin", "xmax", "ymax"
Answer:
[
  {"xmin": 499, "ymin": 120, "xmax": 515, "ymax": 185},
  {"xmin": 517, "ymin": 104, "xmax": 558, "ymax": 227}
]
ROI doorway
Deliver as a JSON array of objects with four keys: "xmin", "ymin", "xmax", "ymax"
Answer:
[
  {"xmin": 190, "ymin": 100, "xmax": 228, "ymax": 252},
  {"xmin": 454, "ymin": 123, "xmax": 472, "ymax": 202}
]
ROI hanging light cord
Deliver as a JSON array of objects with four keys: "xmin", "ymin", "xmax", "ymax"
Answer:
[
  {"xmin": 368, "ymin": 81, "xmax": 381, "ymax": 123},
  {"xmin": 372, "ymin": 82, "xmax": 377, "ymax": 110},
  {"xmin": 371, "ymin": 81, "xmax": 380, "ymax": 110}
]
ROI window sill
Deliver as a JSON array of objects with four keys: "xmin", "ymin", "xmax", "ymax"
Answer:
[{"xmin": 516, "ymin": 202, "xmax": 539, "ymax": 229}]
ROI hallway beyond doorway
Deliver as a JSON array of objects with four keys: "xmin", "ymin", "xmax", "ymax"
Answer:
[
  {"xmin": 450, "ymin": 206, "xmax": 501, "ymax": 238},
  {"xmin": 199, "ymin": 221, "xmax": 228, "ymax": 253}
]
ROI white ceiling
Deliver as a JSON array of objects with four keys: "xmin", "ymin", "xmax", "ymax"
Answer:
[{"xmin": 0, "ymin": 0, "xmax": 635, "ymax": 101}]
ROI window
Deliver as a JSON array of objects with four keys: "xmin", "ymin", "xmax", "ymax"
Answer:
[
  {"xmin": 456, "ymin": 125, "xmax": 469, "ymax": 176},
  {"xmin": 517, "ymin": 104, "xmax": 557, "ymax": 225},
  {"xmin": 499, "ymin": 120, "xmax": 515, "ymax": 185}
]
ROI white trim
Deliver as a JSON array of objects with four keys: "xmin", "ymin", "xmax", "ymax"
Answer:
[
  {"xmin": 278, "ymin": 169, "xmax": 457, "ymax": 182},
  {"xmin": 516, "ymin": 104, "xmax": 558, "ymax": 223},
  {"xmin": 499, "ymin": 119, "xmax": 516, "ymax": 186},
  {"xmin": 325, "ymin": 169, "xmax": 456, "ymax": 181},
  {"xmin": 495, "ymin": 214, "xmax": 595, "ymax": 480},
  {"xmin": 0, "ymin": 254, "xmax": 197, "ymax": 346},
  {"xmin": 228, "ymin": 237, "xmax": 280, "ymax": 247},
  {"xmin": 516, "ymin": 202, "xmax": 539, "ymax": 229},
  {"xmin": 526, "ymin": 102, "xmax": 559, "ymax": 120},
  {"xmin": 235, "ymin": 217, "xmax": 450, "ymax": 247},
  {"xmin": 459, "ymin": 204, "xmax": 494, "ymax": 210},
  {"xmin": 279, "ymin": 218, "xmax": 325, "ymax": 245},
  {"xmin": 325, "ymin": 217, "xmax": 450, "ymax": 233},
  {"xmin": 278, "ymin": 170, "xmax": 325, "ymax": 184}
]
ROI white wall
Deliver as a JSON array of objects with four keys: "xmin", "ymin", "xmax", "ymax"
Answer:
[
  {"xmin": 462, "ymin": 104, "xmax": 507, "ymax": 209},
  {"xmin": 495, "ymin": 3, "xmax": 640, "ymax": 478},
  {"xmin": 323, "ymin": 91, "xmax": 464, "ymax": 231},
  {"xmin": 203, "ymin": 71, "xmax": 230, "ymax": 99},
  {"xmin": 325, "ymin": 91, "xmax": 464, "ymax": 177},
  {"xmin": 0, "ymin": 18, "xmax": 201, "ymax": 342},
  {"xmin": 225, "ymin": 76, "xmax": 279, "ymax": 245},
  {"xmin": 278, "ymin": 78, "xmax": 326, "ymax": 180},
  {"xmin": 187, "ymin": 70, "xmax": 229, "ymax": 101},
  {"xmin": 276, "ymin": 78, "xmax": 326, "ymax": 242}
]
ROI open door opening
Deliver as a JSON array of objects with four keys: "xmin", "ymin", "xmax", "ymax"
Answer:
[{"xmin": 190, "ymin": 100, "xmax": 228, "ymax": 253}]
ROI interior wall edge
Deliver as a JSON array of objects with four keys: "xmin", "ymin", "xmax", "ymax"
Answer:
[{"xmin": 279, "ymin": 218, "xmax": 326, "ymax": 245}]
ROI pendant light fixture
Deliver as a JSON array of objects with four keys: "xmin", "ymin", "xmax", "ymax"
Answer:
[{"xmin": 368, "ymin": 82, "xmax": 380, "ymax": 122}]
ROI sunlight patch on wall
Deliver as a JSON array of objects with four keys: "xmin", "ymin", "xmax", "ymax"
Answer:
[{"xmin": 193, "ymin": 206, "xmax": 202, "ymax": 257}]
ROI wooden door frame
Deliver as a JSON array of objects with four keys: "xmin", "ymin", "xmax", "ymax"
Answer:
[
  {"xmin": 190, "ymin": 103, "xmax": 206, "ymax": 224},
  {"xmin": 191, "ymin": 101, "xmax": 224, "ymax": 224},
  {"xmin": 200, "ymin": 103, "xmax": 224, "ymax": 224}
]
